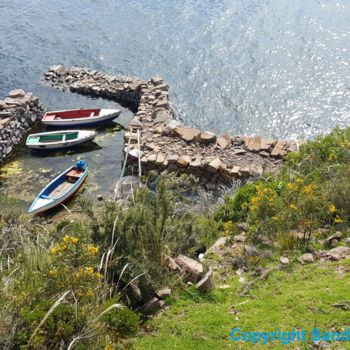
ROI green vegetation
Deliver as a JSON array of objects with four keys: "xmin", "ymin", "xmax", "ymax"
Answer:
[
  {"xmin": 2, "ymin": 128, "xmax": 350, "ymax": 349},
  {"xmin": 218, "ymin": 127, "xmax": 350, "ymax": 250},
  {"xmin": 134, "ymin": 260, "xmax": 350, "ymax": 349},
  {"xmin": 0, "ymin": 175, "xmax": 220, "ymax": 349}
]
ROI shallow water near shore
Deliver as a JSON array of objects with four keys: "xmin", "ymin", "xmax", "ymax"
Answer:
[{"xmin": 0, "ymin": 90, "xmax": 133, "ymax": 214}]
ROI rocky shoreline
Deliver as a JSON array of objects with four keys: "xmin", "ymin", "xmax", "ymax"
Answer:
[
  {"xmin": 0, "ymin": 90, "xmax": 45, "ymax": 165},
  {"xmin": 44, "ymin": 65, "xmax": 304, "ymax": 183},
  {"xmin": 0, "ymin": 66, "xmax": 303, "ymax": 183}
]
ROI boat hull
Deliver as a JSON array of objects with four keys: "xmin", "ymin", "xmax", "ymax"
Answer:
[
  {"xmin": 28, "ymin": 165, "xmax": 88, "ymax": 215},
  {"xmin": 41, "ymin": 109, "xmax": 120, "ymax": 127},
  {"xmin": 26, "ymin": 130, "xmax": 96, "ymax": 150}
]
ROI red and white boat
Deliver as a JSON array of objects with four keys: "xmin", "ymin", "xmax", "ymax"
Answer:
[{"xmin": 41, "ymin": 108, "xmax": 121, "ymax": 127}]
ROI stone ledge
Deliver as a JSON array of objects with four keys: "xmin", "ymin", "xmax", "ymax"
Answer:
[{"xmin": 43, "ymin": 66, "xmax": 305, "ymax": 184}]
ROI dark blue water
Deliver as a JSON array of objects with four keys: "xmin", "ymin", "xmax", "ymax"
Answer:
[{"xmin": 1, "ymin": 0, "xmax": 350, "ymax": 140}]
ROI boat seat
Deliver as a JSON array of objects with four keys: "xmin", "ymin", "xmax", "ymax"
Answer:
[
  {"xmin": 90, "ymin": 112, "xmax": 94, "ymax": 118},
  {"xmin": 41, "ymin": 195, "xmax": 50, "ymax": 199},
  {"xmin": 53, "ymin": 115, "xmax": 61, "ymax": 120}
]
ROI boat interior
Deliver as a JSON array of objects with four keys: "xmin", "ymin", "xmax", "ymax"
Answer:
[
  {"xmin": 28, "ymin": 132, "xmax": 79, "ymax": 144},
  {"xmin": 41, "ymin": 168, "xmax": 84, "ymax": 199},
  {"xmin": 44, "ymin": 109, "xmax": 100, "ymax": 120}
]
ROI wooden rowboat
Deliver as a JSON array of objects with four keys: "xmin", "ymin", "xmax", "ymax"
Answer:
[
  {"xmin": 28, "ymin": 160, "xmax": 88, "ymax": 215},
  {"xmin": 41, "ymin": 108, "xmax": 120, "ymax": 127},
  {"xmin": 26, "ymin": 130, "xmax": 96, "ymax": 150}
]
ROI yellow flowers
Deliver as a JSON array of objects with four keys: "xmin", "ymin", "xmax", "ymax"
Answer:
[
  {"xmin": 250, "ymin": 185, "xmax": 276, "ymax": 211},
  {"xmin": 49, "ymin": 269, "xmax": 57, "ymax": 278},
  {"xmin": 329, "ymin": 204, "xmax": 336, "ymax": 213},
  {"xmin": 328, "ymin": 153, "xmax": 337, "ymax": 161},
  {"xmin": 50, "ymin": 235, "xmax": 79, "ymax": 255},
  {"xmin": 287, "ymin": 182, "xmax": 298, "ymax": 191},
  {"xmin": 63, "ymin": 235, "xmax": 79, "ymax": 244},
  {"xmin": 289, "ymin": 204, "xmax": 298, "ymax": 210},
  {"xmin": 223, "ymin": 221, "xmax": 233, "ymax": 237},
  {"xmin": 335, "ymin": 216, "xmax": 343, "ymax": 224},
  {"xmin": 302, "ymin": 183, "xmax": 316, "ymax": 195},
  {"xmin": 105, "ymin": 344, "xmax": 113, "ymax": 350},
  {"xmin": 87, "ymin": 245, "xmax": 99, "ymax": 255},
  {"xmin": 75, "ymin": 267, "xmax": 102, "ymax": 280}
]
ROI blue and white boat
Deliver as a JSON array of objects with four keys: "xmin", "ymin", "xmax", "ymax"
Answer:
[{"xmin": 28, "ymin": 160, "xmax": 88, "ymax": 215}]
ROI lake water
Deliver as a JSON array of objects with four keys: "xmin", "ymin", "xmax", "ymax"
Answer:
[{"xmin": 0, "ymin": 0, "xmax": 350, "ymax": 210}]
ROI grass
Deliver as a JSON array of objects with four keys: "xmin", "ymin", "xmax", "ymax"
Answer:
[{"xmin": 134, "ymin": 259, "xmax": 350, "ymax": 349}]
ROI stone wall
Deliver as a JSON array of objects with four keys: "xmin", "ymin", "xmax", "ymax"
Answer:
[
  {"xmin": 0, "ymin": 89, "xmax": 45, "ymax": 165},
  {"xmin": 44, "ymin": 65, "xmax": 304, "ymax": 183}
]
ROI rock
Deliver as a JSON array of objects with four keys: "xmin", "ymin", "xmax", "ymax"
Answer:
[
  {"xmin": 126, "ymin": 283, "xmax": 143, "ymax": 302},
  {"xmin": 129, "ymin": 117, "xmax": 142, "ymax": 129},
  {"xmin": 0, "ymin": 118, "xmax": 10, "ymax": 127},
  {"xmin": 325, "ymin": 246, "xmax": 350, "ymax": 261},
  {"xmin": 324, "ymin": 231, "xmax": 342, "ymax": 247},
  {"xmin": 245, "ymin": 245, "xmax": 260, "ymax": 257},
  {"xmin": 196, "ymin": 268, "xmax": 215, "ymax": 293},
  {"xmin": 154, "ymin": 109, "xmax": 172, "ymax": 124},
  {"xmin": 271, "ymin": 141, "xmax": 288, "ymax": 158},
  {"xmin": 97, "ymin": 195, "xmax": 104, "ymax": 201},
  {"xmin": 230, "ymin": 166, "xmax": 241, "ymax": 177},
  {"xmin": 8, "ymin": 89, "xmax": 26, "ymax": 98},
  {"xmin": 175, "ymin": 254, "xmax": 204, "ymax": 283},
  {"xmin": 234, "ymin": 235, "xmax": 247, "ymax": 243},
  {"xmin": 206, "ymin": 237, "xmax": 227, "ymax": 253},
  {"xmin": 156, "ymin": 153, "xmax": 166, "ymax": 166},
  {"xmin": 197, "ymin": 131, "xmax": 216, "ymax": 144},
  {"xmin": 189, "ymin": 158, "xmax": 202, "ymax": 170},
  {"xmin": 298, "ymin": 253, "xmax": 314, "ymax": 264},
  {"xmin": 239, "ymin": 167, "xmax": 251, "ymax": 177},
  {"xmin": 165, "ymin": 119, "xmax": 181, "ymax": 130},
  {"xmin": 237, "ymin": 223, "xmax": 248, "ymax": 232},
  {"xmin": 114, "ymin": 176, "xmax": 140, "ymax": 200},
  {"xmin": 280, "ymin": 257, "xmax": 289, "ymax": 265},
  {"xmin": 238, "ymin": 277, "xmax": 246, "ymax": 284},
  {"xmin": 164, "ymin": 255, "xmax": 181, "ymax": 272},
  {"xmin": 245, "ymin": 136, "xmax": 261, "ymax": 152},
  {"xmin": 260, "ymin": 139, "xmax": 275, "ymax": 151},
  {"xmin": 49, "ymin": 64, "xmax": 65, "ymax": 75},
  {"xmin": 140, "ymin": 297, "xmax": 162, "ymax": 315},
  {"xmin": 174, "ymin": 127, "xmax": 201, "ymax": 142},
  {"xmin": 206, "ymin": 158, "xmax": 222, "ymax": 173},
  {"xmin": 216, "ymin": 133, "xmax": 231, "ymax": 149},
  {"xmin": 177, "ymin": 155, "xmax": 191, "ymax": 167},
  {"xmin": 166, "ymin": 154, "xmax": 179, "ymax": 164},
  {"xmin": 156, "ymin": 288, "xmax": 172, "ymax": 299}
]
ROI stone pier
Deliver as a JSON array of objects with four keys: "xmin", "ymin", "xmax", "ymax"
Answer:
[
  {"xmin": 0, "ymin": 90, "xmax": 45, "ymax": 165},
  {"xmin": 44, "ymin": 65, "xmax": 303, "ymax": 183}
]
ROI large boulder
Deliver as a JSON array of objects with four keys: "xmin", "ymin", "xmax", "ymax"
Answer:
[
  {"xmin": 196, "ymin": 268, "xmax": 215, "ymax": 293},
  {"xmin": 298, "ymin": 253, "xmax": 315, "ymax": 264},
  {"xmin": 325, "ymin": 246, "xmax": 350, "ymax": 261},
  {"xmin": 139, "ymin": 297, "xmax": 163, "ymax": 315},
  {"xmin": 175, "ymin": 254, "xmax": 203, "ymax": 283},
  {"xmin": 174, "ymin": 127, "xmax": 201, "ymax": 142}
]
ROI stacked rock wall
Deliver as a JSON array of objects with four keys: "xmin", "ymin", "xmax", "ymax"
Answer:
[
  {"xmin": 44, "ymin": 66, "xmax": 304, "ymax": 184},
  {"xmin": 0, "ymin": 89, "xmax": 45, "ymax": 165}
]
